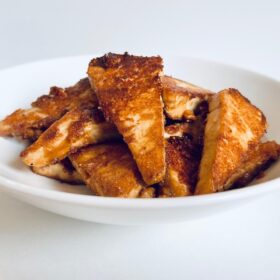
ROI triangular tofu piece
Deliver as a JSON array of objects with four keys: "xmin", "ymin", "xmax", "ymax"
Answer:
[
  {"xmin": 88, "ymin": 53, "xmax": 165, "ymax": 185},
  {"xmin": 161, "ymin": 75, "xmax": 213, "ymax": 121},
  {"xmin": 32, "ymin": 158, "xmax": 83, "ymax": 185},
  {"xmin": 196, "ymin": 88, "xmax": 267, "ymax": 194},
  {"xmin": 0, "ymin": 78, "xmax": 98, "ymax": 140},
  {"xmin": 21, "ymin": 107, "xmax": 119, "ymax": 167},
  {"xmin": 70, "ymin": 143, "xmax": 146, "ymax": 197}
]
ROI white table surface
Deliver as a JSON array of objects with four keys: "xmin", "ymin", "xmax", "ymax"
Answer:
[{"xmin": 1, "ymin": 0, "xmax": 280, "ymax": 279}]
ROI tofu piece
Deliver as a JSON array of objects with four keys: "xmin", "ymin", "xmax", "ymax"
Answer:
[
  {"xmin": 21, "ymin": 108, "xmax": 119, "ymax": 167},
  {"xmin": 161, "ymin": 75, "xmax": 213, "ymax": 121},
  {"xmin": 0, "ymin": 78, "xmax": 98, "ymax": 140},
  {"xmin": 160, "ymin": 136, "xmax": 202, "ymax": 197},
  {"xmin": 164, "ymin": 100, "xmax": 208, "ymax": 142},
  {"xmin": 88, "ymin": 53, "xmax": 165, "ymax": 185},
  {"xmin": 196, "ymin": 88, "xmax": 267, "ymax": 194},
  {"xmin": 228, "ymin": 141, "xmax": 280, "ymax": 189},
  {"xmin": 70, "ymin": 143, "xmax": 146, "ymax": 197},
  {"xmin": 31, "ymin": 158, "xmax": 83, "ymax": 185},
  {"xmin": 0, "ymin": 107, "xmax": 54, "ymax": 140},
  {"xmin": 139, "ymin": 187, "xmax": 156, "ymax": 198},
  {"xmin": 161, "ymin": 101, "xmax": 208, "ymax": 197},
  {"xmin": 164, "ymin": 123, "xmax": 192, "ymax": 139}
]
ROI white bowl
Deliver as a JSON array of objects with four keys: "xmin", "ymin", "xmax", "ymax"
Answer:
[{"xmin": 0, "ymin": 55, "xmax": 279, "ymax": 225}]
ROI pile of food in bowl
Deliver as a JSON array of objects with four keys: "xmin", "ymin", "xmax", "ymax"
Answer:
[{"xmin": 0, "ymin": 53, "xmax": 279, "ymax": 198}]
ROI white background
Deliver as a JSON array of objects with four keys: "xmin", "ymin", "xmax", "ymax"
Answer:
[{"xmin": 1, "ymin": 0, "xmax": 280, "ymax": 279}]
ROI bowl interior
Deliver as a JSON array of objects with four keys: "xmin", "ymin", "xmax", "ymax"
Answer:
[{"xmin": 0, "ymin": 55, "xmax": 279, "ymax": 197}]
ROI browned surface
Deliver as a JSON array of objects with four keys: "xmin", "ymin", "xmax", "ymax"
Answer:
[
  {"xmin": 139, "ymin": 187, "xmax": 156, "ymax": 198},
  {"xmin": 0, "ymin": 108, "xmax": 54, "ymax": 140},
  {"xmin": 165, "ymin": 101, "xmax": 208, "ymax": 142},
  {"xmin": 160, "ymin": 104, "xmax": 207, "ymax": 197},
  {"xmin": 88, "ymin": 53, "xmax": 165, "ymax": 185},
  {"xmin": 70, "ymin": 143, "xmax": 146, "ymax": 197},
  {"xmin": 196, "ymin": 88, "xmax": 267, "ymax": 195},
  {"xmin": 0, "ymin": 78, "xmax": 98, "ymax": 139},
  {"xmin": 164, "ymin": 122, "xmax": 192, "ymax": 138},
  {"xmin": 21, "ymin": 107, "xmax": 119, "ymax": 167},
  {"xmin": 0, "ymin": 75, "xmax": 207, "ymax": 140},
  {"xmin": 31, "ymin": 158, "xmax": 83, "ymax": 185},
  {"xmin": 160, "ymin": 136, "xmax": 202, "ymax": 197},
  {"xmin": 161, "ymin": 75, "xmax": 213, "ymax": 121},
  {"xmin": 228, "ymin": 141, "xmax": 280, "ymax": 189}
]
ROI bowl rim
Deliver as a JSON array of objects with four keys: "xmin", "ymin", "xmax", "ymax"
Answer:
[
  {"xmin": 0, "ymin": 54, "xmax": 280, "ymax": 209},
  {"xmin": 0, "ymin": 171, "xmax": 279, "ymax": 208}
]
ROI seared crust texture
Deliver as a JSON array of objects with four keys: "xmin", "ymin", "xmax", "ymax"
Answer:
[
  {"xmin": 31, "ymin": 158, "xmax": 83, "ymax": 185},
  {"xmin": 21, "ymin": 107, "xmax": 119, "ymax": 167},
  {"xmin": 161, "ymin": 103, "xmax": 207, "ymax": 197},
  {"xmin": 228, "ymin": 141, "xmax": 280, "ymax": 189},
  {"xmin": 160, "ymin": 135, "xmax": 202, "ymax": 197},
  {"xmin": 1, "ymin": 53, "xmax": 279, "ymax": 198},
  {"xmin": 88, "ymin": 53, "xmax": 165, "ymax": 185},
  {"xmin": 0, "ymin": 78, "xmax": 98, "ymax": 139},
  {"xmin": 196, "ymin": 88, "xmax": 267, "ymax": 194},
  {"xmin": 70, "ymin": 143, "xmax": 146, "ymax": 197},
  {"xmin": 161, "ymin": 75, "xmax": 213, "ymax": 121}
]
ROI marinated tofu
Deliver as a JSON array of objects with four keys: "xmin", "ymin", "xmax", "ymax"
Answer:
[
  {"xmin": 196, "ymin": 89, "xmax": 267, "ymax": 194},
  {"xmin": 88, "ymin": 53, "xmax": 165, "ymax": 185},
  {"xmin": 161, "ymin": 75, "xmax": 213, "ymax": 121},
  {"xmin": 0, "ymin": 78, "xmax": 98, "ymax": 140},
  {"xmin": 21, "ymin": 107, "xmax": 119, "ymax": 167},
  {"xmin": 70, "ymin": 143, "xmax": 146, "ymax": 197},
  {"xmin": 32, "ymin": 158, "xmax": 83, "ymax": 184}
]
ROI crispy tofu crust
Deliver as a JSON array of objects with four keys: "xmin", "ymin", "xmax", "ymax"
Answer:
[
  {"xmin": 160, "ymin": 136, "xmax": 202, "ymax": 197},
  {"xmin": 0, "ymin": 74, "xmax": 207, "ymax": 140},
  {"xmin": 70, "ymin": 143, "xmax": 146, "ymax": 197},
  {"xmin": 31, "ymin": 158, "xmax": 83, "ymax": 185},
  {"xmin": 160, "ymin": 103, "xmax": 207, "ymax": 197},
  {"xmin": 0, "ymin": 78, "xmax": 98, "ymax": 140},
  {"xmin": 196, "ymin": 88, "xmax": 267, "ymax": 194},
  {"xmin": 228, "ymin": 141, "xmax": 280, "ymax": 189},
  {"xmin": 161, "ymin": 75, "xmax": 213, "ymax": 121},
  {"xmin": 88, "ymin": 53, "xmax": 165, "ymax": 185},
  {"xmin": 21, "ymin": 107, "xmax": 119, "ymax": 167},
  {"xmin": 0, "ymin": 108, "xmax": 54, "ymax": 140}
]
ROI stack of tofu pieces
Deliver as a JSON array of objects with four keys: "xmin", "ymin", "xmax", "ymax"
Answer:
[{"xmin": 1, "ymin": 53, "xmax": 279, "ymax": 197}]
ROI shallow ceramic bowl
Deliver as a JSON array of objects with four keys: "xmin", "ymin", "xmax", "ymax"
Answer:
[{"xmin": 0, "ymin": 55, "xmax": 279, "ymax": 225}]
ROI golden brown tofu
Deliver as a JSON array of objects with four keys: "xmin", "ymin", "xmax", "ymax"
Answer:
[
  {"xmin": 160, "ymin": 106, "xmax": 207, "ymax": 197},
  {"xmin": 160, "ymin": 136, "xmax": 202, "ymax": 197},
  {"xmin": 0, "ymin": 78, "xmax": 98, "ymax": 140},
  {"xmin": 21, "ymin": 107, "xmax": 119, "ymax": 167},
  {"xmin": 31, "ymin": 158, "xmax": 83, "ymax": 185},
  {"xmin": 161, "ymin": 75, "xmax": 213, "ymax": 121},
  {"xmin": 164, "ymin": 123, "xmax": 192, "ymax": 139},
  {"xmin": 70, "ymin": 143, "xmax": 146, "ymax": 197},
  {"xmin": 139, "ymin": 187, "xmax": 156, "ymax": 198},
  {"xmin": 88, "ymin": 53, "xmax": 165, "ymax": 185},
  {"xmin": 164, "ymin": 100, "xmax": 208, "ymax": 142},
  {"xmin": 228, "ymin": 141, "xmax": 280, "ymax": 189},
  {"xmin": 0, "ymin": 74, "xmax": 207, "ymax": 140},
  {"xmin": 161, "ymin": 101, "xmax": 208, "ymax": 197},
  {"xmin": 196, "ymin": 88, "xmax": 267, "ymax": 194}
]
